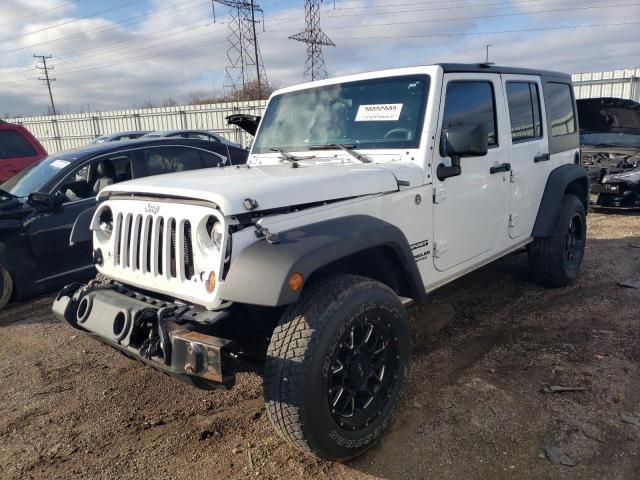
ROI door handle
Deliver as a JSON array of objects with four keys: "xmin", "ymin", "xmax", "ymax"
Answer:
[
  {"xmin": 534, "ymin": 153, "xmax": 550, "ymax": 163},
  {"xmin": 490, "ymin": 163, "xmax": 511, "ymax": 174}
]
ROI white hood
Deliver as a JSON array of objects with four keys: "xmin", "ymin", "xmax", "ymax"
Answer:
[{"xmin": 99, "ymin": 163, "xmax": 419, "ymax": 215}]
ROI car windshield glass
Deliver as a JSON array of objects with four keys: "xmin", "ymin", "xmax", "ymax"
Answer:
[
  {"xmin": 252, "ymin": 75, "xmax": 429, "ymax": 154},
  {"xmin": 581, "ymin": 132, "xmax": 640, "ymax": 148},
  {"xmin": 0, "ymin": 155, "xmax": 75, "ymax": 197}
]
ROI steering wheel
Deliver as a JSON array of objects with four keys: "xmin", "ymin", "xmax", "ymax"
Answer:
[{"xmin": 383, "ymin": 128, "xmax": 412, "ymax": 140}]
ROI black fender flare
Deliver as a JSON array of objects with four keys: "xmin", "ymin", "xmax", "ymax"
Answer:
[
  {"xmin": 532, "ymin": 164, "xmax": 590, "ymax": 238},
  {"xmin": 219, "ymin": 215, "xmax": 428, "ymax": 307},
  {"xmin": 70, "ymin": 206, "xmax": 97, "ymax": 245}
]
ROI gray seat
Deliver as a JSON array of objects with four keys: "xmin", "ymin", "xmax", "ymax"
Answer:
[{"xmin": 93, "ymin": 160, "xmax": 116, "ymax": 193}]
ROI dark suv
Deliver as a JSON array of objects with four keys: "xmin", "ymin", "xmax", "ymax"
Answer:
[{"xmin": 0, "ymin": 120, "xmax": 47, "ymax": 182}]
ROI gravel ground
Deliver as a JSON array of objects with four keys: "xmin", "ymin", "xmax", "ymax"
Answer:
[{"xmin": 0, "ymin": 212, "xmax": 638, "ymax": 479}]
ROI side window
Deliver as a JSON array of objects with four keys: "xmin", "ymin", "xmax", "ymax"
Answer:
[
  {"xmin": 506, "ymin": 82, "xmax": 543, "ymax": 142},
  {"xmin": 55, "ymin": 163, "xmax": 94, "ymax": 202},
  {"xmin": 136, "ymin": 147, "xmax": 205, "ymax": 178},
  {"xmin": 200, "ymin": 150, "xmax": 226, "ymax": 167},
  {"xmin": 441, "ymin": 81, "xmax": 497, "ymax": 149},
  {"xmin": 188, "ymin": 132, "xmax": 215, "ymax": 141},
  {"xmin": 0, "ymin": 130, "xmax": 37, "ymax": 159},
  {"xmin": 546, "ymin": 82, "xmax": 576, "ymax": 137}
]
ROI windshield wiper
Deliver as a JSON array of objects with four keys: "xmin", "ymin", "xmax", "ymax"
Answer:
[
  {"xmin": 270, "ymin": 147, "xmax": 315, "ymax": 162},
  {"xmin": 309, "ymin": 144, "xmax": 372, "ymax": 163}
]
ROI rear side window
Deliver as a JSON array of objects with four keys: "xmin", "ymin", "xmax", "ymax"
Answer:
[
  {"xmin": 136, "ymin": 146, "xmax": 204, "ymax": 177},
  {"xmin": 199, "ymin": 150, "xmax": 226, "ymax": 167},
  {"xmin": 441, "ymin": 81, "xmax": 497, "ymax": 148},
  {"xmin": 546, "ymin": 82, "xmax": 576, "ymax": 137},
  {"xmin": 506, "ymin": 82, "xmax": 543, "ymax": 142},
  {"xmin": 0, "ymin": 130, "xmax": 37, "ymax": 158}
]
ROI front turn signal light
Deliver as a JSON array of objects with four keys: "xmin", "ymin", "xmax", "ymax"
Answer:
[
  {"xmin": 205, "ymin": 271, "xmax": 216, "ymax": 293},
  {"xmin": 288, "ymin": 272, "xmax": 304, "ymax": 291}
]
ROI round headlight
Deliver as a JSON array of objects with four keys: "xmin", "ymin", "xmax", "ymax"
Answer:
[
  {"xmin": 211, "ymin": 222, "xmax": 224, "ymax": 250},
  {"xmin": 98, "ymin": 207, "xmax": 113, "ymax": 238}
]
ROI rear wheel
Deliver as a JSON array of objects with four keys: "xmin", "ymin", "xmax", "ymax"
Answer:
[
  {"xmin": 264, "ymin": 274, "xmax": 410, "ymax": 460},
  {"xmin": 0, "ymin": 264, "xmax": 13, "ymax": 310},
  {"xmin": 528, "ymin": 193, "xmax": 586, "ymax": 287}
]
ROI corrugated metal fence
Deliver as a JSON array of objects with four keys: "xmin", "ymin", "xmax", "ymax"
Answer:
[
  {"xmin": 572, "ymin": 67, "xmax": 640, "ymax": 102},
  {"xmin": 7, "ymin": 100, "xmax": 268, "ymax": 153}
]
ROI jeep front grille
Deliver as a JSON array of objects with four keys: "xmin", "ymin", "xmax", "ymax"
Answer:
[{"xmin": 113, "ymin": 213, "xmax": 195, "ymax": 281}]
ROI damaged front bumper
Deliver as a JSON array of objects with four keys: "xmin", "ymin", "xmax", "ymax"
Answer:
[
  {"xmin": 591, "ymin": 183, "xmax": 640, "ymax": 210},
  {"xmin": 52, "ymin": 282, "xmax": 237, "ymax": 389}
]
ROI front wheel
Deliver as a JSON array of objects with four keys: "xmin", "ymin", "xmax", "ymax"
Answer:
[
  {"xmin": 528, "ymin": 193, "xmax": 587, "ymax": 287},
  {"xmin": 264, "ymin": 274, "xmax": 410, "ymax": 460},
  {"xmin": 0, "ymin": 263, "xmax": 13, "ymax": 310}
]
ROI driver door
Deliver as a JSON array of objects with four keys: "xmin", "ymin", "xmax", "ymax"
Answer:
[{"xmin": 432, "ymin": 74, "xmax": 511, "ymax": 272}]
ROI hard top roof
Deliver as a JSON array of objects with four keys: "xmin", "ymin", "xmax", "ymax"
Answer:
[{"xmin": 438, "ymin": 63, "xmax": 571, "ymax": 80}]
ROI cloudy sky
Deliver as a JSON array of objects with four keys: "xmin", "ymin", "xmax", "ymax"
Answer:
[{"xmin": 1, "ymin": 0, "xmax": 638, "ymax": 116}]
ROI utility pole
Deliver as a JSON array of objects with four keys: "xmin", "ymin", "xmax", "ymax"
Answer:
[
  {"xmin": 290, "ymin": 0, "xmax": 335, "ymax": 81},
  {"xmin": 212, "ymin": 1, "xmax": 268, "ymax": 98},
  {"xmin": 34, "ymin": 54, "xmax": 57, "ymax": 116}
]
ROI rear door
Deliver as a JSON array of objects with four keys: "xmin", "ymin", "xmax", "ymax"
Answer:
[
  {"xmin": 501, "ymin": 75, "xmax": 550, "ymax": 239},
  {"xmin": 432, "ymin": 74, "xmax": 511, "ymax": 271}
]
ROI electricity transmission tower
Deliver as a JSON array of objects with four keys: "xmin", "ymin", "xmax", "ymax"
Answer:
[
  {"xmin": 290, "ymin": 0, "xmax": 335, "ymax": 81},
  {"xmin": 212, "ymin": 1, "xmax": 268, "ymax": 98},
  {"xmin": 34, "ymin": 54, "xmax": 57, "ymax": 116}
]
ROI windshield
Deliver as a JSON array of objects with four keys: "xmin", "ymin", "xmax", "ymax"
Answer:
[
  {"xmin": 581, "ymin": 132, "xmax": 640, "ymax": 148},
  {"xmin": 252, "ymin": 75, "xmax": 429, "ymax": 154},
  {"xmin": 1, "ymin": 155, "xmax": 75, "ymax": 197}
]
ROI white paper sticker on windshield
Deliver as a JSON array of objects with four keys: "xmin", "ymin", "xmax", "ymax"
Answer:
[
  {"xmin": 355, "ymin": 104, "xmax": 403, "ymax": 122},
  {"xmin": 50, "ymin": 159, "xmax": 70, "ymax": 169}
]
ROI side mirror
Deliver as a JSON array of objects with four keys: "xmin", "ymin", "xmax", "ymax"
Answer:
[
  {"xmin": 28, "ymin": 192, "xmax": 57, "ymax": 212},
  {"xmin": 438, "ymin": 124, "xmax": 489, "ymax": 180}
]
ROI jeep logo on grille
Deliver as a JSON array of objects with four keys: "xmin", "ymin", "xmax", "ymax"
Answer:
[{"xmin": 144, "ymin": 203, "xmax": 160, "ymax": 214}]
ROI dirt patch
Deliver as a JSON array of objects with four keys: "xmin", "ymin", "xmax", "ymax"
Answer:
[{"xmin": 0, "ymin": 212, "xmax": 639, "ymax": 479}]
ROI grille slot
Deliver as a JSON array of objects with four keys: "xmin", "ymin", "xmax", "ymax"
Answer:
[{"xmin": 183, "ymin": 221, "xmax": 194, "ymax": 279}]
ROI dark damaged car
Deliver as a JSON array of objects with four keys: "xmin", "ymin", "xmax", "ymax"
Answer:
[{"xmin": 578, "ymin": 97, "xmax": 640, "ymax": 209}]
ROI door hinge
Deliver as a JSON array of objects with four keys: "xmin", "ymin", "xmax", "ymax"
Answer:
[
  {"xmin": 509, "ymin": 213, "xmax": 520, "ymax": 228},
  {"xmin": 433, "ymin": 184, "xmax": 447, "ymax": 204},
  {"xmin": 434, "ymin": 240, "xmax": 448, "ymax": 258}
]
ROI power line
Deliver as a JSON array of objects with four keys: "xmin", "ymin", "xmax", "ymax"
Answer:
[
  {"xmin": 0, "ymin": 0, "xmax": 78, "ymax": 28},
  {"xmin": 265, "ymin": 3, "xmax": 640, "ymax": 33},
  {"xmin": 0, "ymin": 19, "xmax": 635, "ymax": 87},
  {"xmin": 0, "ymin": 0, "xmax": 210, "ymax": 56},
  {"xmin": 34, "ymin": 54, "xmax": 57, "ymax": 116},
  {"xmin": 331, "ymin": 20, "xmax": 640, "ymax": 39},
  {"xmin": 8, "ymin": 0, "xmax": 135, "ymax": 41},
  {"xmin": 323, "ymin": 0, "xmax": 612, "ymax": 16},
  {"xmin": 290, "ymin": 0, "xmax": 335, "ymax": 81}
]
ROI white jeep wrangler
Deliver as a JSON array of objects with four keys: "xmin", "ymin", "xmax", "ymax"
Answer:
[{"xmin": 54, "ymin": 63, "xmax": 589, "ymax": 461}]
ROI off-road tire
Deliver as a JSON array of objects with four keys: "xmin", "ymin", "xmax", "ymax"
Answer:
[
  {"xmin": 0, "ymin": 263, "xmax": 13, "ymax": 310},
  {"xmin": 264, "ymin": 274, "xmax": 410, "ymax": 461},
  {"xmin": 528, "ymin": 193, "xmax": 586, "ymax": 287}
]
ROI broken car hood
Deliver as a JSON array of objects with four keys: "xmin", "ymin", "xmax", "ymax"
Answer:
[{"xmin": 100, "ymin": 163, "xmax": 404, "ymax": 214}]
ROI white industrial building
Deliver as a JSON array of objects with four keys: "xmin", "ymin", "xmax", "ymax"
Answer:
[{"xmin": 572, "ymin": 67, "xmax": 640, "ymax": 101}]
